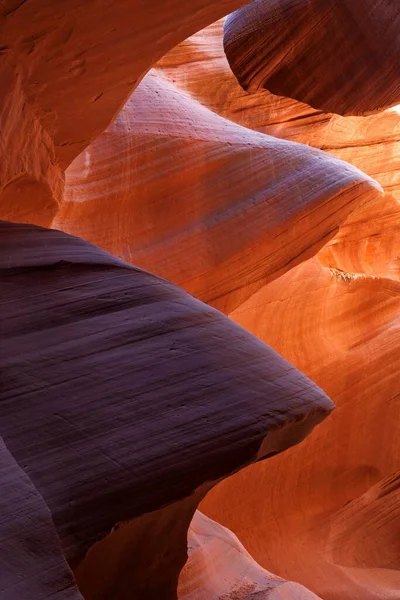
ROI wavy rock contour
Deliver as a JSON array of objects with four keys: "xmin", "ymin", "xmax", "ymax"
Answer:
[
  {"xmin": 54, "ymin": 71, "xmax": 381, "ymax": 313},
  {"xmin": 0, "ymin": 221, "xmax": 333, "ymax": 599},
  {"xmin": 179, "ymin": 511, "xmax": 323, "ymax": 600},
  {"xmin": 0, "ymin": 438, "xmax": 83, "ymax": 600},
  {"xmin": 202, "ymin": 258, "xmax": 400, "ymax": 600},
  {"xmin": 0, "ymin": 0, "xmax": 251, "ymax": 225},
  {"xmin": 223, "ymin": 0, "xmax": 400, "ymax": 115},
  {"xmin": 157, "ymin": 20, "xmax": 400, "ymax": 281},
  {"xmin": 0, "ymin": 3, "xmax": 399, "ymax": 599}
]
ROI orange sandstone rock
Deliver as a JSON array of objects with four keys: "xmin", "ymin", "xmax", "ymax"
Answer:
[
  {"xmin": 55, "ymin": 70, "xmax": 381, "ymax": 313},
  {"xmin": 202, "ymin": 258, "xmax": 400, "ymax": 600},
  {"xmin": 157, "ymin": 21, "xmax": 400, "ymax": 199},
  {"xmin": 179, "ymin": 511, "xmax": 323, "ymax": 600},
  {"xmin": 318, "ymin": 193, "xmax": 400, "ymax": 280},
  {"xmin": 157, "ymin": 21, "xmax": 400, "ymax": 281},
  {"xmin": 0, "ymin": 4, "xmax": 398, "ymax": 599},
  {"xmin": 0, "ymin": 0, "xmax": 251, "ymax": 224}
]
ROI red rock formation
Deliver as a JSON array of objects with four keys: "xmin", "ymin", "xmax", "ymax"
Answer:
[
  {"xmin": 202, "ymin": 258, "xmax": 400, "ymax": 600},
  {"xmin": 157, "ymin": 21, "xmax": 400, "ymax": 281},
  {"xmin": 0, "ymin": 0, "xmax": 250, "ymax": 225},
  {"xmin": 0, "ymin": 222, "xmax": 333, "ymax": 599},
  {"xmin": 223, "ymin": 0, "xmax": 400, "ymax": 115},
  {"xmin": 179, "ymin": 511, "xmax": 323, "ymax": 600},
  {"xmin": 318, "ymin": 194, "xmax": 400, "ymax": 280},
  {"xmin": 157, "ymin": 22, "xmax": 400, "ymax": 196},
  {"xmin": 54, "ymin": 69, "xmax": 381, "ymax": 313},
  {"xmin": 0, "ymin": 4, "xmax": 399, "ymax": 600}
]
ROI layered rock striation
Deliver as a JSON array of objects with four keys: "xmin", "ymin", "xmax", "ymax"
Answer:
[
  {"xmin": 0, "ymin": 2, "xmax": 399, "ymax": 600},
  {"xmin": 223, "ymin": 0, "xmax": 400, "ymax": 115},
  {"xmin": 54, "ymin": 71, "xmax": 382, "ymax": 314},
  {"xmin": 203, "ymin": 258, "xmax": 400, "ymax": 599},
  {"xmin": 0, "ymin": 0, "xmax": 251, "ymax": 225},
  {"xmin": 0, "ymin": 221, "xmax": 333, "ymax": 599}
]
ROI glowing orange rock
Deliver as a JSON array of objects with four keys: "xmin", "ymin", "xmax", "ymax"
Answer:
[
  {"xmin": 157, "ymin": 21, "xmax": 400, "ymax": 281},
  {"xmin": 202, "ymin": 258, "xmax": 400, "ymax": 600},
  {"xmin": 55, "ymin": 71, "xmax": 381, "ymax": 313},
  {"xmin": 0, "ymin": 0, "xmax": 251, "ymax": 225}
]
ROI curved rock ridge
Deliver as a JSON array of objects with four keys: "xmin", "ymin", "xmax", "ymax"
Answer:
[
  {"xmin": 326, "ymin": 471, "xmax": 400, "ymax": 570},
  {"xmin": 318, "ymin": 193, "xmax": 400, "ymax": 280},
  {"xmin": 0, "ymin": 0, "xmax": 251, "ymax": 224},
  {"xmin": 0, "ymin": 69, "xmax": 63, "ymax": 227},
  {"xmin": 0, "ymin": 437, "xmax": 83, "ymax": 600},
  {"xmin": 0, "ymin": 221, "xmax": 333, "ymax": 599},
  {"xmin": 0, "ymin": 4, "xmax": 398, "ymax": 599},
  {"xmin": 157, "ymin": 21, "xmax": 400, "ymax": 199},
  {"xmin": 54, "ymin": 70, "xmax": 382, "ymax": 313},
  {"xmin": 157, "ymin": 21, "xmax": 400, "ymax": 281},
  {"xmin": 223, "ymin": 0, "xmax": 400, "ymax": 116},
  {"xmin": 202, "ymin": 258, "xmax": 400, "ymax": 600},
  {"xmin": 74, "ymin": 509, "xmax": 324, "ymax": 600},
  {"xmin": 178, "ymin": 511, "xmax": 323, "ymax": 600}
]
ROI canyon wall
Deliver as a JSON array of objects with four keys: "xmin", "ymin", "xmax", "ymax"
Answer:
[{"xmin": 0, "ymin": 2, "xmax": 399, "ymax": 600}]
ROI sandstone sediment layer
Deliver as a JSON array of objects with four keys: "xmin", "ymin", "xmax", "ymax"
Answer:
[
  {"xmin": 179, "ymin": 511, "xmax": 323, "ymax": 600},
  {"xmin": 223, "ymin": 0, "xmax": 400, "ymax": 115},
  {"xmin": 55, "ymin": 71, "xmax": 381, "ymax": 313},
  {"xmin": 0, "ymin": 438, "xmax": 83, "ymax": 600},
  {"xmin": 202, "ymin": 258, "xmax": 400, "ymax": 600},
  {"xmin": 0, "ymin": 221, "xmax": 333, "ymax": 599},
  {"xmin": 0, "ymin": 3, "xmax": 398, "ymax": 599},
  {"xmin": 0, "ymin": 0, "xmax": 251, "ymax": 225},
  {"xmin": 157, "ymin": 21, "xmax": 400, "ymax": 281}
]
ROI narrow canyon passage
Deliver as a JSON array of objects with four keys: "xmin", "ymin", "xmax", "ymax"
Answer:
[{"xmin": 0, "ymin": 2, "xmax": 399, "ymax": 599}]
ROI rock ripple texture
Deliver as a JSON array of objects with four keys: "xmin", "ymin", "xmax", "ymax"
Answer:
[
  {"xmin": 0, "ymin": 2, "xmax": 399, "ymax": 599},
  {"xmin": 55, "ymin": 71, "xmax": 381, "ymax": 314},
  {"xmin": 223, "ymin": 0, "xmax": 400, "ymax": 115},
  {"xmin": 0, "ymin": 221, "xmax": 333, "ymax": 599}
]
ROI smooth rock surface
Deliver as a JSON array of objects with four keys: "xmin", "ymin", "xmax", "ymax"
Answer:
[
  {"xmin": 179, "ymin": 511, "xmax": 323, "ymax": 600},
  {"xmin": 54, "ymin": 70, "xmax": 382, "ymax": 313},
  {"xmin": 0, "ymin": 221, "xmax": 333, "ymax": 599},
  {"xmin": 0, "ymin": 438, "xmax": 83, "ymax": 600},
  {"xmin": 0, "ymin": 0, "xmax": 251, "ymax": 224},
  {"xmin": 223, "ymin": 0, "xmax": 400, "ymax": 115},
  {"xmin": 157, "ymin": 20, "xmax": 400, "ymax": 281},
  {"xmin": 1, "ymin": 5, "xmax": 398, "ymax": 599},
  {"xmin": 202, "ymin": 258, "xmax": 400, "ymax": 600}
]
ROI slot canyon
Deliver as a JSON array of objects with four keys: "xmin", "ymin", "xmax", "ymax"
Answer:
[{"xmin": 0, "ymin": 2, "xmax": 399, "ymax": 599}]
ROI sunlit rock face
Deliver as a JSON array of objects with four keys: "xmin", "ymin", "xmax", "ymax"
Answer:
[
  {"xmin": 202, "ymin": 258, "xmax": 400, "ymax": 600},
  {"xmin": 0, "ymin": 0, "xmax": 248, "ymax": 226},
  {"xmin": 156, "ymin": 20, "xmax": 400, "ymax": 282},
  {"xmin": 54, "ymin": 70, "xmax": 381, "ymax": 314},
  {"xmin": 179, "ymin": 511, "xmax": 323, "ymax": 600},
  {"xmin": 0, "ymin": 3, "xmax": 399, "ymax": 600}
]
